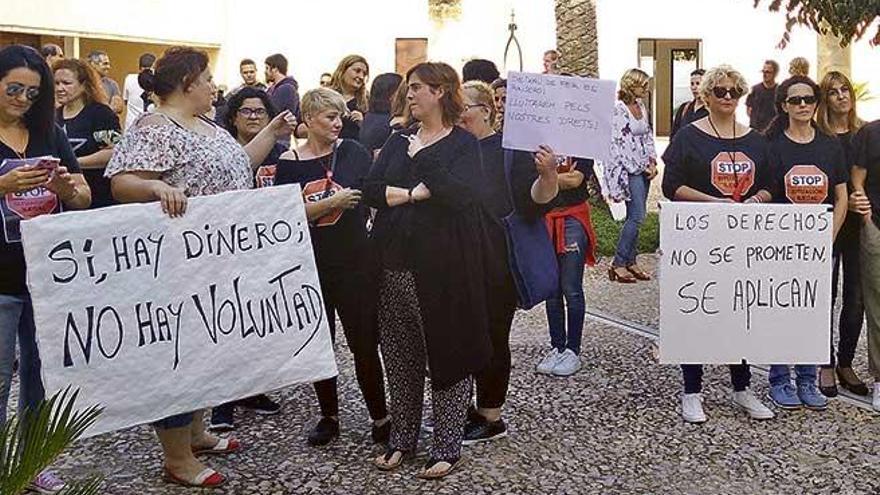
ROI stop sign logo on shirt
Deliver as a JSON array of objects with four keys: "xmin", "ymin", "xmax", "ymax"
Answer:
[
  {"xmin": 784, "ymin": 165, "xmax": 828, "ymax": 204},
  {"xmin": 710, "ymin": 151, "xmax": 755, "ymax": 198},
  {"xmin": 302, "ymin": 178, "xmax": 343, "ymax": 227},
  {"xmin": 2, "ymin": 186, "xmax": 59, "ymax": 243}
]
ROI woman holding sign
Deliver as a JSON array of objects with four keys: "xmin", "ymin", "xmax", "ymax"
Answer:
[
  {"xmin": 364, "ymin": 62, "xmax": 497, "ymax": 479},
  {"xmin": 661, "ymin": 65, "xmax": 775, "ymax": 424},
  {"xmin": 107, "ymin": 46, "xmax": 295, "ymax": 489},
  {"xmin": 0, "ymin": 44, "xmax": 91, "ymax": 495},
  {"xmin": 274, "ymin": 87, "xmax": 390, "ymax": 447},
  {"xmin": 764, "ymin": 75, "xmax": 848, "ymax": 411}
]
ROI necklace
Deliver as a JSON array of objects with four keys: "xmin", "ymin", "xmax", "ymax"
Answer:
[
  {"xmin": 0, "ymin": 125, "xmax": 27, "ymax": 159},
  {"xmin": 707, "ymin": 115, "xmax": 747, "ymax": 202},
  {"xmin": 417, "ymin": 125, "xmax": 450, "ymax": 147}
]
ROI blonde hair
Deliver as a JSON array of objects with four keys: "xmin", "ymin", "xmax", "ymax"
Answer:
[
  {"xmin": 330, "ymin": 54, "xmax": 369, "ymax": 113},
  {"xmin": 816, "ymin": 71, "xmax": 864, "ymax": 135},
  {"xmin": 617, "ymin": 68, "xmax": 650, "ymax": 104},
  {"xmin": 301, "ymin": 87, "xmax": 348, "ymax": 120},
  {"xmin": 699, "ymin": 65, "xmax": 749, "ymax": 102},
  {"xmin": 462, "ymin": 80, "xmax": 496, "ymax": 126},
  {"xmin": 789, "ymin": 57, "xmax": 810, "ymax": 77}
]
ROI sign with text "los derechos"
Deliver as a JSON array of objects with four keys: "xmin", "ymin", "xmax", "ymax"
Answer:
[
  {"xmin": 659, "ymin": 203, "xmax": 832, "ymax": 364},
  {"xmin": 501, "ymin": 71, "xmax": 615, "ymax": 162},
  {"xmin": 22, "ymin": 186, "xmax": 337, "ymax": 436}
]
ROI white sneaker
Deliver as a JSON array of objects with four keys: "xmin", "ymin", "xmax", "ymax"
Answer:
[
  {"xmin": 681, "ymin": 393, "xmax": 707, "ymax": 423},
  {"xmin": 732, "ymin": 389, "xmax": 775, "ymax": 420},
  {"xmin": 552, "ymin": 349, "xmax": 582, "ymax": 377},
  {"xmin": 536, "ymin": 349, "xmax": 563, "ymax": 375},
  {"xmin": 873, "ymin": 383, "xmax": 880, "ymax": 412}
]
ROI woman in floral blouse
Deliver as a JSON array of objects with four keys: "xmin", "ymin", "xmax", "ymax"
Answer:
[
  {"xmin": 605, "ymin": 68, "xmax": 657, "ymax": 283},
  {"xmin": 106, "ymin": 46, "xmax": 294, "ymax": 489}
]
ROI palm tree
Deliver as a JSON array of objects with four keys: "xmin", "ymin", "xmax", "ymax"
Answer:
[
  {"xmin": 1, "ymin": 388, "xmax": 103, "ymax": 495},
  {"xmin": 554, "ymin": 0, "xmax": 599, "ymax": 77}
]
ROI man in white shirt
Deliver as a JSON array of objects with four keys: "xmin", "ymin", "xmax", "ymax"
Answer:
[{"xmin": 122, "ymin": 52, "xmax": 156, "ymax": 129}]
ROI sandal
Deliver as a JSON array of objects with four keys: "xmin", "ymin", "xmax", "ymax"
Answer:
[
  {"xmin": 626, "ymin": 264, "xmax": 652, "ymax": 281},
  {"xmin": 608, "ymin": 267, "xmax": 636, "ymax": 284},
  {"xmin": 163, "ymin": 467, "xmax": 226, "ymax": 488},
  {"xmin": 374, "ymin": 448, "xmax": 409, "ymax": 471},
  {"xmin": 418, "ymin": 457, "xmax": 463, "ymax": 480},
  {"xmin": 192, "ymin": 437, "xmax": 241, "ymax": 456}
]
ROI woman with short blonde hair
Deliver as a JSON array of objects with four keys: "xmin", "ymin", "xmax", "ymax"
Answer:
[
  {"xmin": 617, "ymin": 68, "xmax": 651, "ymax": 105},
  {"xmin": 789, "ymin": 57, "xmax": 810, "ymax": 77}
]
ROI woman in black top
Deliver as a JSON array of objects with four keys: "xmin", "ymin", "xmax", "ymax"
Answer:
[
  {"xmin": 329, "ymin": 55, "xmax": 369, "ymax": 141},
  {"xmin": 0, "ymin": 45, "xmax": 91, "ymax": 493},
  {"xmin": 458, "ymin": 80, "xmax": 560, "ymax": 445},
  {"xmin": 764, "ymin": 75, "xmax": 848, "ymax": 411},
  {"xmin": 54, "ymin": 58, "xmax": 120, "ymax": 208},
  {"xmin": 366, "ymin": 62, "xmax": 496, "ymax": 479},
  {"xmin": 360, "ymin": 73, "xmax": 402, "ymax": 155},
  {"xmin": 274, "ymin": 87, "xmax": 389, "ymax": 447},
  {"xmin": 221, "ymin": 87, "xmax": 288, "ymax": 189},
  {"xmin": 815, "ymin": 71, "xmax": 869, "ymax": 397},
  {"xmin": 662, "ymin": 65, "xmax": 775, "ymax": 424},
  {"xmin": 670, "ymin": 69, "xmax": 708, "ymax": 138}
]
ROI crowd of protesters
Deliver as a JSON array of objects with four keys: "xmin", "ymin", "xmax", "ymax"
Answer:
[{"xmin": 0, "ymin": 40, "xmax": 877, "ymax": 490}]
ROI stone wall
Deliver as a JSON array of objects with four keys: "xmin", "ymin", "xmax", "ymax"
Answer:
[{"xmin": 554, "ymin": 0, "xmax": 599, "ymax": 77}]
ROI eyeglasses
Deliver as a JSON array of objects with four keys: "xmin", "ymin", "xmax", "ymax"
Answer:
[
  {"xmin": 4, "ymin": 83, "xmax": 40, "ymax": 101},
  {"xmin": 785, "ymin": 95, "xmax": 817, "ymax": 106},
  {"xmin": 464, "ymin": 103, "xmax": 487, "ymax": 112},
  {"xmin": 826, "ymin": 88, "xmax": 850, "ymax": 99},
  {"xmin": 238, "ymin": 107, "xmax": 268, "ymax": 118},
  {"xmin": 711, "ymin": 87, "xmax": 744, "ymax": 99}
]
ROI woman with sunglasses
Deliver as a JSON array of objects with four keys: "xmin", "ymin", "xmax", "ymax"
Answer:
[
  {"xmin": 763, "ymin": 75, "xmax": 848, "ymax": 411},
  {"xmin": 0, "ymin": 44, "xmax": 91, "ymax": 495},
  {"xmin": 662, "ymin": 65, "xmax": 775, "ymax": 424},
  {"xmin": 54, "ymin": 58, "xmax": 121, "ymax": 209},
  {"xmin": 274, "ymin": 87, "xmax": 389, "ymax": 447},
  {"xmin": 815, "ymin": 71, "xmax": 868, "ymax": 398}
]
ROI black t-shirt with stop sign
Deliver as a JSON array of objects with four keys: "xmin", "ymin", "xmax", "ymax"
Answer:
[
  {"xmin": 769, "ymin": 131, "xmax": 848, "ymax": 206},
  {"xmin": 0, "ymin": 125, "xmax": 81, "ymax": 295}
]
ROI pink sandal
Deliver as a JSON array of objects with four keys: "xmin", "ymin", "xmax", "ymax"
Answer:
[
  {"xmin": 192, "ymin": 437, "xmax": 241, "ymax": 456},
  {"xmin": 163, "ymin": 467, "xmax": 226, "ymax": 488}
]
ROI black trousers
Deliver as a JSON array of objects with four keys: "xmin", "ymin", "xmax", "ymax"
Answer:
[
  {"xmin": 313, "ymin": 265, "xmax": 387, "ymax": 421},
  {"xmin": 830, "ymin": 234, "xmax": 864, "ymax": 368},
  {"xmin": 475, "ymin": 280, "xmax": 517, "ymax": 410}
]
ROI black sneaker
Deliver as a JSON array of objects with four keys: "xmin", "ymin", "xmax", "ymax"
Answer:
[
  {"xmin": 237, "ymin": 394, "xmax": 281, "ymax": 415},
  {"xmin": 307, "ymin": 417, "xmax": 339, "ymax": 446},
  {"xmin": 462, "ymin": 417, "xmax": 507, "ymax": 446},
  {"xmin": 209, "ymin": 403, "xmax": 235, "ymax": 432},
  {"xmin": 371, "ymin": 420, "xmax": 391, "ymax": 444}
]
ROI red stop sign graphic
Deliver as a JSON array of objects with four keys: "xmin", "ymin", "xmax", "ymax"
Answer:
[
  {"xmin": 302, "ymin": 178, "xmax": 343, "ymax": 227},
  {"xmin": 5, "ymin": 186, "xmax": 58, "ymax": 220},
  {"xmin": 710, "ymin": 151, "xmax": 755, "ymax": 198}
]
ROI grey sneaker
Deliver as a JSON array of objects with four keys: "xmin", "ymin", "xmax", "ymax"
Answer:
[
  {"xmin": 732, "ymin": 389, "xmax": 775, "ymax": 420},
  {"xmin": 552, "ymin": 349, "xmax": 582, "ymax": 377},
  {"xmin": 681, "ymin": 393, "xmax": 707, "ymax": 423},
  {"xmin": 536, "ymin": 348, "xmax": 563, "ymax": 375}
]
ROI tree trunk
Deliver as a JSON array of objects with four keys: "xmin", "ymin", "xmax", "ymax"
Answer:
[
  {"xmin": 817, "ymin": 29, "xmax": 852, "ymax": 79},
  {"xmin": 554, "ymin": 0, "xmax": 599, "ymax": 77}
]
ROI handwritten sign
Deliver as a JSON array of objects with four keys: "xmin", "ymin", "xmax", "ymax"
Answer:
[
  {"xmin": 659, "ymin": 203, "xmax": 832, "ymax": 364},
  {"xmin": 501, "ymin": 71, "xmax": 615, "ymax": 161},
  {"xmin": 21, "ymin": 186, "xmax": 337, "ymax": 436}
]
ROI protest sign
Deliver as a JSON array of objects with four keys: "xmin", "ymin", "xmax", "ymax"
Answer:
[
  {"xmin": 659, "ymin": 203, "xmax": 832, "ymax": 364},
  {"xmin": 501, "ymin": 71, "xmax": 615, "ymax": 162},
  {"xmin": 21, "ymin": 186, "xmax": 336, "ymax": 436}
]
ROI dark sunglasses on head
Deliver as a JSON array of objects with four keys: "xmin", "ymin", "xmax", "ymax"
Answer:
[
  {"xmin": 712, "ymin": 87, "xmax": 744, "ymax": 99},
  {"xmin": 785, "ymin": 95, "xmax": 817, "ymax": 105},
  {"xmin": 464, "ymin": 103, "xmax": 487, "ymax": 111},
  {"xmin": 826, "ymin": 88, "xmax": 850, "ymax": 99},
  {"xmin": 4, "ymin": 83, "xmax": 40, "ymax": 101}
]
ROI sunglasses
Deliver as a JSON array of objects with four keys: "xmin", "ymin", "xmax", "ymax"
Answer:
[
  {"xmin": 712, "ymin": 87, "xmax": 744, "ymax": 99},
  {"xmin": 238, "ymin": 107, "xmax": 268, "ymax": 118},
  {"xmin": 4, "ymin": 83, "xmax": 40, "ymax": 101},
  {"xmin": 785, "ymin": 95, "xmax": 817, "ymax": 105}
]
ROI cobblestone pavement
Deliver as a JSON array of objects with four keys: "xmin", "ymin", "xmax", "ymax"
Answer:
[{"xmin": 12, "ymin": 252, "xmax": 880, "ymax": 494}]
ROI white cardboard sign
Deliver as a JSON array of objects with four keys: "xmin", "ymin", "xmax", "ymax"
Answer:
[
  {"xmin": 21, "ymin": 186, "xmax": 337, "ymax": 436},
  {"xmin": 660, "ymin": 203, "xmax": 832, "ymax": 364},
  {"xmin": 501, "ymin": 71, "xmax": 615, "ymax": 162}
]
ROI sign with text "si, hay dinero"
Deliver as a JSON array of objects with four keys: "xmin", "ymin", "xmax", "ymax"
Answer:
[
  {"xmin": 21, "ymin": 186, "xmax": 337, "ymax": 437},
  {"xmin": 659, "ymin": 203, "xmax": 832, "ymax": 364},
  {"xmin": 501, "ymin": 71, "xmax": 615, "ymax": 162}
]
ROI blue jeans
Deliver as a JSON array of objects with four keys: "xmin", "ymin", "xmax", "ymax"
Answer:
[
  {"xmin": 545, "ymin": 217, "xmax": 588, "ymax": 355},
  {"xmin": 0, "ymin": 294, "xmax": 45, "ymax": 425},
  {"xmin": 769, "ymin": 365, "xmax": 817, "ymax": 387},
  {"xmin": 613, "ymin": 173, "xmax": 648, "ymax": 267}
]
